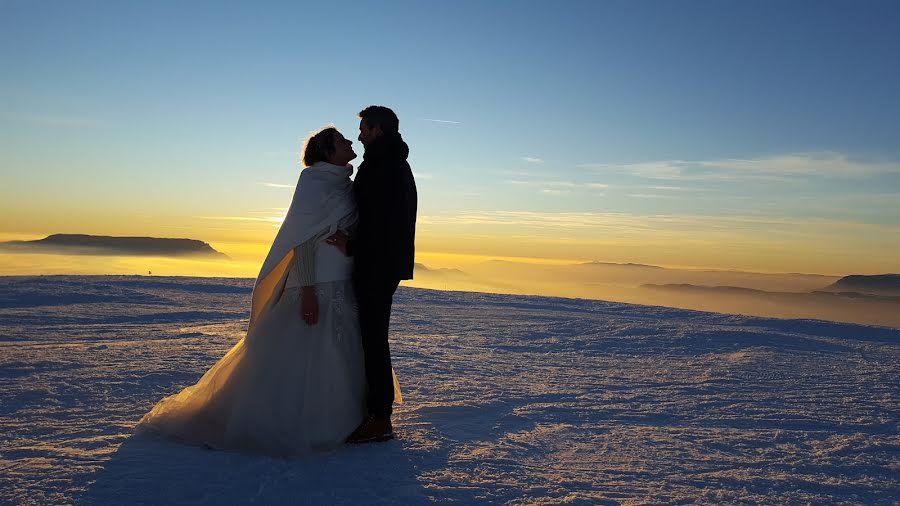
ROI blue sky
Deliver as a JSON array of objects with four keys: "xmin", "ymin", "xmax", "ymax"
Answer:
[{"xmin": 2, "ymin": 0, "xmax": 899, "ymax": 274}]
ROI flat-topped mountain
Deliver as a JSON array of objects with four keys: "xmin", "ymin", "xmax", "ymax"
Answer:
[
  {"xmin": 0, "ymin": 234, "xmax": 228, "ymax": 259},
  {"xmin": 823, "ymin": 274, "xmax": 900, "ymax": 296}
]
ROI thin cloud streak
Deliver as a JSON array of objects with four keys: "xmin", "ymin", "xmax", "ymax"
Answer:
[
  {"xmin": 523, "ymin": 157, "xmax": 544, "ymax": 164},
  {"xmin": 645, "ymin": 185, "xmax": 708, "ymax": 191},
  {"xmin": 627, "ymin": 193, "xmax": 681, "ymax": 199},
  {"xmin": 581, "ymin": 151, "xmax": 900, "ymax": 181},
  {"xmin": 18, "ymin": 114, "xmax": 106, "ymax": 128},
  {"xmin": 698, "ymin": 152, "xmax": 900, "ymax": 177},
  {"xmin": 419, "ymin": 211, "xmax": 664, "ymax": 232},
  {"xmin": 199, "ymin": 216, "xmax": 284, "ymax": 223},
  {"xmin": 262, "ymin": 151, "xmax": 300, "ymax": 159},
  {"xmin": 508, "ymin": 180, "xmax": 579, "ymax": 188},
  {"xmin": 506, "ymin": 180, "xmax": 610, "ymax": 196},
  {"xmin": 494, "ymin": 169, "xmax": 540, "ymax": 177},
  {"xmin": 584, "ymin": 160, "xmax": 797, "ymax": 182},
  {"xmin": 418, "ymin": 118, "xmax": 462, "ymax": 124},
  {"xmin": 507, "ymin": 180, "xmax": 608, "ymax": 191},
  {"xmin": 418, "ymin": 210, "xmax": 900, "ymax": 238},
  {"xmin": 258, "ymin": 182, "xmax": 295, "ymax": 188}
]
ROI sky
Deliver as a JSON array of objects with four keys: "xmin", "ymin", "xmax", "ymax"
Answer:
[{"xmin": 2, "ymin": 0, "xmax": 900, "ymax": 278}]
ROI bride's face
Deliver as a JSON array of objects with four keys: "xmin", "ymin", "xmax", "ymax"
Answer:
[{"xmin": 328, "ymin": 132, "xmax": 357, "ymax": 166}]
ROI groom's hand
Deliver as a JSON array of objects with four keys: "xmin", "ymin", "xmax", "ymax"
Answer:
[
  {"xmin": 300, "ymin": 286, "xmax": 319, "ymax": 326},
  {"xmin": 325, "ymin": 230, "xmax": 349, "ymax": 255}
]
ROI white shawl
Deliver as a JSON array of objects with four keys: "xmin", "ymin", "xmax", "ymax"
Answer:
[{"xmin": 248, "ymin": 162, "xmax": 356, "ymax": 332}]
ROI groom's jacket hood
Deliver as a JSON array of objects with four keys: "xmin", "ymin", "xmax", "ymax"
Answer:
[{"xmin": 362, "ymin": 132, "xmax": 410, "ymax": 163}]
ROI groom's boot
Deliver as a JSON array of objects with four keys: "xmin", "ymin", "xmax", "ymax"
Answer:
[{"xmin": 346, "ymin": 416, "xmax": 394, "ymax": 444}]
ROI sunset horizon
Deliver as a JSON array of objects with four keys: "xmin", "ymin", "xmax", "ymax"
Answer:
[{"xmin": 3, "ymin": 2, "xmax": 899, "ymax": 288}]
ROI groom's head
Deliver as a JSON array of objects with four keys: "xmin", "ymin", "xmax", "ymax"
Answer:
[{"xmin": 358, "ymin": 105, "xmax": 399, "ymax": 148}]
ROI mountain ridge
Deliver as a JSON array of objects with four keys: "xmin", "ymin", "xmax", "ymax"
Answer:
[
  {"xmin": 0, "ymin": 234, "xmax": 228, "ymax": 259},
  {"xmin": 823, "ymin": 274, "xmax": 900, "ymax": 296}
]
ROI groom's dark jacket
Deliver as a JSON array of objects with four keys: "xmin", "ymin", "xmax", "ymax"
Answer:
[{"xmin": 348, "ymin": 132, "xmax": 417, "ymax": 282}]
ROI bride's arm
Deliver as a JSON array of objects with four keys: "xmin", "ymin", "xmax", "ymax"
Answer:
[
  {"xmin": 294, "ymin": 241, "xmax": 315, "ymax": 287},
  {"xmin": 294, "ymin": 240, "xmax": 319, "ymax": 325}
]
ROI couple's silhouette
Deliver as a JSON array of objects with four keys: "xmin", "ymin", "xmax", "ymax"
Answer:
[{"xmin": 136, "ymin": 105, "xmax": 417, "ymax": 455}]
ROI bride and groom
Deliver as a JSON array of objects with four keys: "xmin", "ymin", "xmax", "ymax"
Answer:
[{"xmin": 136, "ymin": 106, "xmax": 417, "ymax": 455}]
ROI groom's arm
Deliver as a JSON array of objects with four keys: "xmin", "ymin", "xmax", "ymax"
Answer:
[
  {"xmin": 326, "ymin": 170, "xmax": 401, "ymax": 257},
  {"xmin": 325, "ymin": 230, "xmax": 352, "ymax": 256}
]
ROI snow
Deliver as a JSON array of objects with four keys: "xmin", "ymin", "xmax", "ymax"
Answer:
[{"xmin": 0, "ymin": 275, "xmax": 898, "ymax": 504}]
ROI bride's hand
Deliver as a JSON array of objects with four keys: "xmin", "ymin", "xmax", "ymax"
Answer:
[{"xmin": 300, "ymin": 286, "xmax": 319, "ymax": 325}]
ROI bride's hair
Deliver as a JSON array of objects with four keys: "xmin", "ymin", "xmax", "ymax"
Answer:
[{"xmin": 302, "ymin": 126, "xmax": 340, "ymax": 167}]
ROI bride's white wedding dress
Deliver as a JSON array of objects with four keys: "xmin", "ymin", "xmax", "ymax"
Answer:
[{"xmin": 136, "ymin": 162, "xmax": 370, "ymax": 456}]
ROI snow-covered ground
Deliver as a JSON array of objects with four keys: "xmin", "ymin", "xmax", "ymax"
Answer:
[{"xmin": 0, "ymin": 275, "xmax": 897, "ymax": 505}]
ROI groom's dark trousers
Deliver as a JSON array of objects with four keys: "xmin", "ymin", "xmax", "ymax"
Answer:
[{"xmin": 354, "ymin": 277, "xmax": 400, "ymax": 418}]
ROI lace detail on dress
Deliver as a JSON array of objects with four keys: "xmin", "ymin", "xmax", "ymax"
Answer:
[{"xmin": 320, "ymin": 282, "xmax": 347, "ymax": 344}]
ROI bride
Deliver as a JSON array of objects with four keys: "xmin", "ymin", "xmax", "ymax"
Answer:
[{"xmin": 136, "ymin": 126, "xmax": 375, "ymax": 456}]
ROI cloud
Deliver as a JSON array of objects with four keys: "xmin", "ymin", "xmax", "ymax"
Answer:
[
  {"xmin": 418, "ymin": 211, "xmax": 654, "ymax": 231},
  {"xmin": 580, "ymin": 161, "xmax": 686, "ymax": 180},
  {"xmin": 18, "ymin": 114, "xmax": 106, "ymax": 128},
  {"xmin": 508, "ymin": 180, "xmax": 578, "ymax": 188},
  {"xmin": 581, "ymin": 152, "xmax": 900, "ymax": 181},
  {"xmin": 199, "ymin": 215, "xmax": 284, "ymax": 224},
  {"xmin": 494, "ymin": 169, "xmax": 539, "ymax": 177},
  {"xmin": 262, "ymin": 151, "xmax": 299, "ymax": 159},
  {"xmin": 626, "ymin": 193, "xmax": 680, "ymax": 199},
  {"xmin": 506, "ymin": 179, "xmax": 607, "ymax": 196},
  {"xmin": 523, "ymin": 157, "xmax": 544, "ymax": 164},
  {"xmin": 161, "ymin": 225, "xmax": 239, "ymax": 233},
  {"xmin": 199, "ymin": 207, "xmax": 290, "ymax": 228},
  {"xmin": 697, "ymin": 152, "xmax": 900, "ymax": 177},
  {"xmin": 418, "ymin": 118, "xmax": 462, "ymax": 124},
  {"xmin": 258, "ymin": 182, "xmax": 295, "ymax": 188},
  {"xmin": 418, "ymin": 211, "xmax": 900, "ymax": 239},
  {"xmin": 646, "ymin": 185, "xmax": 694, "ymax": 191}
]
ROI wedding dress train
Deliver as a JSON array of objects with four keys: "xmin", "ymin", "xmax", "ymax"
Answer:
[{"xmin": 135, "ymin": 278, "xmax": 367, "ymax": 456}]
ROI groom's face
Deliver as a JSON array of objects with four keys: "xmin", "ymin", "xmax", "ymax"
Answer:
[{"xmin": 358, "ymin": 119, "xmax": 382, "ymax": 148}]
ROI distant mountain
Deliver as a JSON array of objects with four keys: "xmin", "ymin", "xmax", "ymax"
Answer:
[
  {"xmin": 691, "ymin": 269, "xmax": 835, "ymax": 279},
  {"xmin": 580, "ymin": 261, "xmax": 665, "ymax": 269},
  {"xmin": 823, "ymin": 274, "xmax": 900, "ymax": 296},
  {"xmin": 642, "ymin": 283, "xmax": 900, "ymax": 303},
  {"xmin": 414, "ymin": 263, "xmax": 466, "ymax": 276},
  {"xmin": 643, "ymin": 283, "xmax": 766, "ymax": 295},
  {"xmin": 479, "ymin": 259, "xmax": 665, "ymax": 270},
  {"xmin": 0, "ymin": 234, "xmax": 228, "ymax": 259}
]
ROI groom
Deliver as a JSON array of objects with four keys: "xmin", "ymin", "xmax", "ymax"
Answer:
[{"xmin": 326, "ymin": 105, "xmax": 417, "ymax": 443}]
